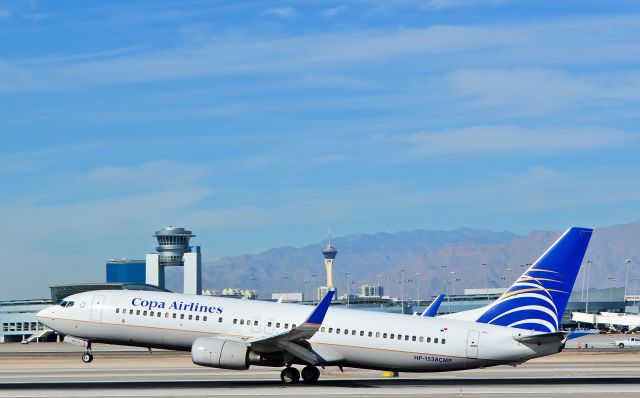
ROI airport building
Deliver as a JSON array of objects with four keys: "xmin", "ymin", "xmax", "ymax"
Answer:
[{"xmin": 106, "ymin": 259, "xmax": 146, "ymax": 284}]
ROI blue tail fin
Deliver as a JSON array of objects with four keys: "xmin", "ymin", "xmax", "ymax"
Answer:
[
  {"xmin": 475, "ymin": 227, "xmax": 592, "ymax": 332},
  {"xmin": 422, "ymin": 294, "xmax": 445, "ymax": 317}
]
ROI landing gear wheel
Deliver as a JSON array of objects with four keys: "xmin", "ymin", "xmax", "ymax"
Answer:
[
  {"xmin": 301, "ymin": 365, "xmax": 320, "ymax": 383},
  {"xmin": 280, "ymin": 367, "xmax": 300, "ymax": 384},
  {"xmin": 81, "ymin": 353, "xmax": 93, "ymax": 363}
]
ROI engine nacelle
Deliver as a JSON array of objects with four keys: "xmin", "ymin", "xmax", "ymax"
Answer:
[{"xmin": 191, "ymin": 337, "xmax": 250, "ymax": 370}]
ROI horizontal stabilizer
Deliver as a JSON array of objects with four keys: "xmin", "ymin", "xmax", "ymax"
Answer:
[{"xmin": 514, "ymin": 331, "xmax": 568, "ymax": 345}]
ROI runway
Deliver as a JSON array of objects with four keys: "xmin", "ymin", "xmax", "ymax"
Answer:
[{"xmin": 2, "ymin": 343, "xmax": 640, "ymax": 397}]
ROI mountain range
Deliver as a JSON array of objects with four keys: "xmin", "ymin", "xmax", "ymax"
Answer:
[{"xmin": 165, "ymin": 221, "xmax": 640, "ymax": 300}]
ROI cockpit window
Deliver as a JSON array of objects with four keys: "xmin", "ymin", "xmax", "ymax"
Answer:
[{"xmin": 57, "ymin": 300, "xmax": 74, "ymax": 307}]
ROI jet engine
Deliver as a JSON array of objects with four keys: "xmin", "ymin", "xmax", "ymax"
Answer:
[{"xmin": 191, "ymin": 337, "xmax": 250, "ymax": 370}]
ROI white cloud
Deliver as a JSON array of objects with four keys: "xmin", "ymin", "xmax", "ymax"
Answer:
[
  {"xmin": 444, "ymin": 69, "xmax": 640, "ymax": 116},
  {"xmin": 381, "ymin": 126, "xmax": 635, "ymax": 158},
  {"xmin": 264, "ymin": 7, "xmax": 295, "ymax": 19},
  {"xmin": 323, "ymin": 6, "xmax": 347, "ymax": 17},
  {"xmin": 2, "ymin": 15, "xmax": 640, "ymax": 94},
  {"xmin": 425, "ymin": 0, "xmax": 508, "ymax": 10}
]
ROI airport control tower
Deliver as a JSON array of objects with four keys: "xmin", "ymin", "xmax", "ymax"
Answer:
[
  {"xmin": 146, "ymin": 226, "xmax": 202, "ymax": 295},
  {"xmin": 318, "ymin": 235, "xmax": 338, "ymax": 300}
]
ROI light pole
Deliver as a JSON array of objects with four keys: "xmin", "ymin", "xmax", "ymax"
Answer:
[
  {"xmin": 608, "ymin": 276, "xmax": 616, "ymax": 302},
  {"xmin": 304, "ymin": 279, "xmax": 309, "ymax": 302},
  {"xmin": 386, "ymin": 276, "xmax": 391, "ymax": 299},
  {"xmin": 445, "ymin": 279, "xmax": 452, "ymax": 313},
  {"xmin": 416, "ymin": 272, "xmax": 421, "ymax": 304},
  {"xmin": 346, "ymin": 272, "xmax": 351, "ymax": 309},
  {"xmin": 585, "ymin": 260, "xmax": 592, "ymax": 313},
  {"xmin": 400, "ymin": 269, "xmax": 405, "ymax": 313},
  {"xmin": 281, "ymin": 275, "xmax": 289, "ymax": 301},
  {"xmin": 311, "ymin": 273, "xmax": 317, "ymax": 304},
  {"xmin": 450, "ymin": 271, "xmax": 456, "ymax": 296},
  {"xmin": 481, "ymin": 263, "xmax": 488, "ymax": 302},
  {"xmin": 624, "ymin": 259, "xmax": 631, "ymax": 300},
  {"xmin": 377, "ymin": 275, "xmax": 383, "ymax": 297},
  {"xmin": 505, "ymin": 267, "xmax": 512, "ymax": 284}
]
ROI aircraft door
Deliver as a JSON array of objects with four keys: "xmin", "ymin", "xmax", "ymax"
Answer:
[
  {"xmin": 90, "ymin": 295, "xmax": 106, "ymax": 322},
  {"xmin": 466, "ymin": 330, "xmax": 480, "ymax": 359},
  {"xmin": 251, "ymin": 317, "xmax": 261, "ymax": 333}
]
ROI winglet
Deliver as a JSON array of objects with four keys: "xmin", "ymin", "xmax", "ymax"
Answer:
[
  {"xmin": 422, "ymin": 293, "xmax": 445, "ymax": 317},
  {"xmin": 304, "ymin": 289, "xmax": 335, "ymax": 326}
]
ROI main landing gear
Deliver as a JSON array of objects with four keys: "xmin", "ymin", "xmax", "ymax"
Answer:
[{"xmin": 280, "ymin": 365, "xmax": 320, "ymax": 384}]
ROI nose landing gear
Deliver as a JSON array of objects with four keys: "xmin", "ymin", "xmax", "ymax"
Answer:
[
  {"xmin": 81, "ymin": 342, "xmax": 93, "ymax": 363},
  {"xmin": 81, "ymin": 352, "xmax": 93, "ymax": 363}
]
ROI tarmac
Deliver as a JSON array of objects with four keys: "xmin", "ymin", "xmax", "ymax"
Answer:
[{"xmin": 1, "ymin": 336, "xmax": 640, "ymax": 397}]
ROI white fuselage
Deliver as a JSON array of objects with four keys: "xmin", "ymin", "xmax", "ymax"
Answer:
[{"xmin": 37, "ymin": 290, "xmax": 560, "ymax": 372}]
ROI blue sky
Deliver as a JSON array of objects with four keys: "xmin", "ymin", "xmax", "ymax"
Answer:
[{"xmin": 1, "ymin": 0, "xmax": 640, "ymax": 299}]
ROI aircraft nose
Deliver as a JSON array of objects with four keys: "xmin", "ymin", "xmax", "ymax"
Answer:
[{"xmin": 36, "ymin": 306, "xmax": 54, "ymax": 322}]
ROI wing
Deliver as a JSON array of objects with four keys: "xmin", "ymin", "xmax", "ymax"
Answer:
[{"xmin": 246, "ymin": 290, "xmax": 335, "ymax": 365}]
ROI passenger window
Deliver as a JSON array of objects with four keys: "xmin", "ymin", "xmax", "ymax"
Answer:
[
  {"xmin": 129, "ymin": 309, "xmax": 133, "ymax": 315},
  {"xmin": 292, "ymin": 324, "xmax": 296, "ymax": 328},
  {"xmin": 434, "ymin": 338, "xmax": 439, "ymax": 343},
  {"xmin": 203, "ymin": 316, "xmax": 207, "ymax": 321},
  {"xmin": 150, "ymin": 311, "xmax": 154, "ymax": 316},
  {"xmin": 390, "ymin": 334, "xmax": 395, "ymax": 339},
  {"xmin": 116, "ymin": 308, "xmax": 120, "ymax": 313},
  {"xmin": 254, "ymin": 321, "xmax": 258, "ymax": 326},
  {"xmin": 376, "ymin": 332, "xmax": 380, "ymax": 338},
  {"xmin": 172, "ymin": 313, "xmax": 177, "ymax": 319},
  {"xmin": 419, "ymin": 336, "xmax": 424, "ymax": 342},
  {"xmin": 157, "ymin": 312, "xmax": 161, "ymax": 317},
  {"xmin": 405, "ymin": 335, "xmax": 409, "ymax": 341},
  {"xmin": 368, "ymin": 331, "xmax": 372, "ymax": 337},
  {"xmin": 383, "ymin": 333, "xmax": 388, "ymax": 338},
  {"xmin": 233, "ymin": 319, "xmax": 238, "ymax": 324},
  {"xmin": 143, "ymin": 311, "xmax": 147, "ymax": 316},
  {"xmin": 136, "ymin": 310, "xmax": 140, "ymax": 315},
  {"xmin": 180, "ymin": 314, "xmax": 184, "ymax": 320},
  {"xmin": 218, "ymin": 317, "xmax": 223, "ymax": 323},
  {"xmin": 427, "ymin": 337, "xmax": 431, "ymax": 343},
  {"xmin": 165, "ymin": 312, "xmax": 169, "ymax": 318},
  {"xmin": 122, "ymin": 308, "xmax": 126, "ymax": 314},
  {"xmin": 321, "ymin": 327, "xmax": 325, "ymax": 332},
  {"xmin": 285, "ymin": 323, "xmax": 289, "ymax": 329},
  {"xmin": 195, "ymin": 315, "xmax": 200, "ymax": 321},
  {"xmin": 276, "ymin": 323, "xmax": 281, "ymax": 328},
  {"xmin": 328, "ymin": 328, "xmax": 333, "ymax": 333},
  {"xmin": 442, "ymin": 339, "xmax": 446, "ymax": 344},
  {"xmin": 336, "ymin": 328, "xmax": 341, "ymax": 334},
  {"xmin": 247, "ymin": 319, "xmax": 251, "ymax": 325},
  {"xmin": 189, "ymin": 315, "xmax": 193, "ymax": 320},
  {"xmin": 397, "ymin": 335, "xmax": 402, "ymax": 340},
  {"xmin": 344, "ymin": 329, "xmax": 349, "ymax": 335},
  {"xmin": 267, "ymin": 322, "xmax": 272, "ymax": 327},
  {"xmin": 240, "ymin": 319, "xmax": 244, "ymax": 325},
  {"xmin": 351, "ymin": 330, "xmax": 356, "ymax": 336}
]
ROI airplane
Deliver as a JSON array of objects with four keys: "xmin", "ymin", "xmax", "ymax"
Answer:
[{"xmin": 37, "ymin": 227, "xmax": 592, "ymax": 384}]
